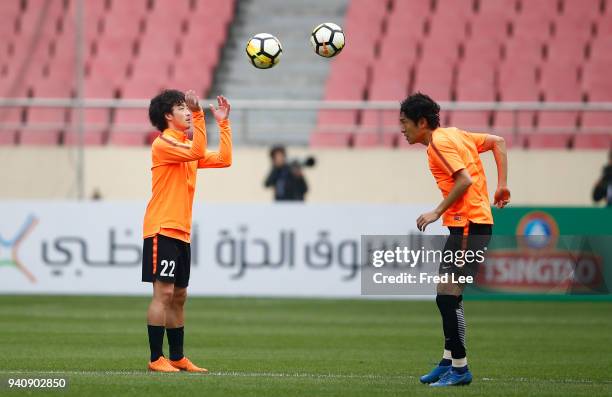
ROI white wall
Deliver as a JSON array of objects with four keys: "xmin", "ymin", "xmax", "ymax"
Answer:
[{"xmin": 1, "ymin": 147, "xmax": 608, "ymax": 205}]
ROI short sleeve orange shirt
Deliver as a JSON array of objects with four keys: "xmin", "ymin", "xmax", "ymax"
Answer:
[{"xmin": 427, "ymin": 127, "xmax": 493, "ymax": 227}]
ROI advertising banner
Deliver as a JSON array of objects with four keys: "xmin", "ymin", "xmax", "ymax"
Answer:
[
  {"xmin": 469, "ymin": 207, "xmax": 612, "ymax": 296},
  {"xmin": 2, "ymin": 203, "xmax": 609, "ymax": 298},
  {"xmin": 0, "ymin": 202, "xmax": 444, "ymax": 297}
]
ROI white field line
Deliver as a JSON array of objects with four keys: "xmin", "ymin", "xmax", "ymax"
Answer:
[{"xmin": 0, "ymin": 370, "xmax": 611, "ymax": 385}]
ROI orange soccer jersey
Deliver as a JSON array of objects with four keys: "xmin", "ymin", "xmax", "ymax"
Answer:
[
  {"xmin": 142, "ymin": 110, "xmax": 232, "ymax": 242},
  {"xmin": 427, "ymin": 127, "xmax": 493, "ymax": 227}
]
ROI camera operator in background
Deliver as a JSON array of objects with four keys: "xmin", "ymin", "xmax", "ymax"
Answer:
[
  {"xmin": 592, "ymin": 148, "xmax": 612, "ymax": 206},
  {"xmin": 264, "ymin": 145, "xmax": 314, "ymax": 201}
]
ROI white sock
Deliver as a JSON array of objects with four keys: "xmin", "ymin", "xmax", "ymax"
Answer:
[
  {"xmin": 443, "ymin": 349, "xmax": 452, "ymax": 360},
  {"xmin": 452, "ymin": 357, "xmax": 467, "ymax": 367}
]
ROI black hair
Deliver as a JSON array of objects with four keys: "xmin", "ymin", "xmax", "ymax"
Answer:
[
  {"xmin": 269, "ymin": 145, "xmax": 286, "ymax": 159},
  {"xmin": 148, "ymin": 89, "xmax": 186, "ymax": 131},
  {"xmin": 400, "ymin": 92, "xmax": 441, "ymax": 129}
]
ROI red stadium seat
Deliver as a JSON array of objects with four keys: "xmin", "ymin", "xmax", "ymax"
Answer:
[
  {"xmin": 573, "ymin": 133, "xmax": 612, "ymax": 149},
  {"xmin": 104, "ymin": 0, "xmax": 148, "ymax": 40},
  {"xmin": 428, "ymin": 19, "xmax": 469, "ymax": 46},
  {"xmin": 413, "ymin": 45, "xmax": 456, "ymax": 101},
  {"xmin": 392, "ymin": 0, "xmax": 431, "ymax": 18},
  {"xmin": 495, "ymin": 111, "xmax": 536, "ymax": 133},
  {"xmin": 0, "ymin": 130, "xmax": 18, "ymax": 145},
  {"xmin": 361, "ymin": 109, "xmax": 403, "ymax": 133},
  {"xmin": 310, "ymin": 132, "xmax": 353, "ymax": 148},
  {"xmin": 560, "ymin": 0, "xmax": 603, "ymax": 21},
  {"xmin": 581, "ymin": 112, "xmax": 612, "ymax": 130},
  {"xmin": 460, "ymin": 37, "xmax": 503, "ymax": 68},
  {"xmin": 431, "ymin": 0, "xmax": 473, "ymax": 28},
  {"xmin": 353, "ymin": 132, "xmax": 397, "ymax": 148},
  {"xmin": 469, "ymin": 15, "xmax": 510, "ymax": 46},
  {"xmin": 583, "ymin": 60, "xmax": 612, "ymax": 99},
  {"xmin": 108, "ymin": 131, "xmax": 148, "ymax": 146},
  {"xmin": 526, "ymin": 133, "xmax": 571, "ymax": 149},
  {"xmin": 342, "ymin": 0, "xmax": 386, "ymax": 61},
  {"xmin": 519, "ymin": 0, "xmax": 559, "ymax": 15},
  {"xmin": 0, "ymin": 107, "xmax": 24, "ymax": 130},
  {"xmin": 545, "ymin": 39, "xmax": 587, "ymax": 68},
  {"xmin": 555, "ymin": 15, "xmax": 595, "ymax": 43},
  {"xmin": 451, "ymin": 61, "xmax": 496, "ymax": 130},
  {"xmin": 314, "ymin": 110, "xmax": 358, "ymax": 138},
  {"xmin": 538, "ymin": 62, "xmax": 582, "ymax": 130},
  {"xmin": 501, "ymin": 36, "xmax": 544, "ymax": 66},
  {"xmin": 122, "ymin": 76, "xmax": 168, "ymax": 100},
  {"xmin": 63, "ymin": 130, "xmax": 107, "ymax": 146},
  {"xmin": 495, "ymin": 63, "xmax": 539, "ymax": 130},
  {"xmin": 391, "ymin": 0, "xmax": 431, "ymax": 17},
  {"xmin": 113, "ymin": 108, "xmax": 150, "ymax": 128},
  {"xmin": 512, "ymin": 12, "xmax": 554, "ymax": 41},
  {"xmin": 594, "ymin": 13, "xmax": 612, "ymax": 37},
  {"xmin": 449, "ymin": 111, "xmax": 491, "ymax": 132},
  {"xmin": 27, "ymin": 107, "xmax": 68, "ymax": 127},
  {"xmin": 85, "ymin": 59, "xmax": 123, "ymax": 98},
  {"xmin": 361, "ymin": 62, "xmax": 409, "ymax": 130},
  {"xmin": 19, "ymin": 130, "xmax": 62, "ymax": 145},
  {"xmin": 379, "ymin": 23, "xmax": 420, "ymax": 65},
  {"xmin": 589, "ymin": 36, "xmax": 612, "ymax": 63},
  {"xmin": 449, "ymin": 111, "xmax": 491, "ymax": 131},
  {"xmin": 315, "ymin": 59, "xmax": 368, "ymax": 140},
  {"xmin": 0, "ymin": 1, "xmax": 20, "ymax": 34},
  {"xmin": 581, "ymin": 58, "xmax": 612, "ymax": 129},
  {"xmin": 538, "ymin": 115, "xmax": 579, "ymax": 133}
]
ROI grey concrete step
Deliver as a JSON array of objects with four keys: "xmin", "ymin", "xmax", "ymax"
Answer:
[{"xmin": 210, "ymin": 0, "xmax": 349, "ymax": 144}]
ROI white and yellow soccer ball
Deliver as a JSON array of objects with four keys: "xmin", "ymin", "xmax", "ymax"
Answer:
[
  {"xmin": 310, "ymin": 23, "xmax": 345, "ymax": 58},
  {"xmin": 246, "ymin": 33, "xmax": 283, "ymax": 69}
]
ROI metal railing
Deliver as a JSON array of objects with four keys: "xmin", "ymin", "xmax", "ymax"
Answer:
[{"xmin": 1, "ymin": 98, "xmax": 611, "ymax": 143}]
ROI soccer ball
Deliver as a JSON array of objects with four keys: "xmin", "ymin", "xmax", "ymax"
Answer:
[
  {"xmin": 310, "ymin": 23, "xmax": 345, "ymax": 58},
  {"xmin": 246, "ymin": 33, "xmax": 282, "ymax": 69}
]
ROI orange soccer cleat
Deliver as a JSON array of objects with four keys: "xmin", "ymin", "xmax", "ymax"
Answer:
[
  {"xmin": 169, "ymin": 357, "xmax": 209, "ymax": 373},
  {"xmin": 148, "ymin": 356, "xmax": 180, "ymax": 372}
]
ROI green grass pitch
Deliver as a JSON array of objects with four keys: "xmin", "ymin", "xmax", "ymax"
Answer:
[{"xmin": 1, "ymin": 296, "xmax": 611, "ymax": 396}]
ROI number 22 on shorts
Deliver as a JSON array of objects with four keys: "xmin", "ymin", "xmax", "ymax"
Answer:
[{"xmin": 160, "ymin": 260, "xmax": 175, "ymax": 277}]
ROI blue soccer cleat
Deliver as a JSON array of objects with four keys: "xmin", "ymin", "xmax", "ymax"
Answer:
[
  {"xmin": 419, "ymin": 364, "xmax": 451, "ymax": 384},
  {"xmin": 429, "ymin": 368, "xmax": 472, "ymax": 387}
]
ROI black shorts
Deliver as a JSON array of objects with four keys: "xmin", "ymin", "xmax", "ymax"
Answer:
[
  {"xmin": 439, "ymin": 222, "xmax": 492, "ymax": 279},
  {"xmin": 142, "ymin": 234, "xmax": 191, "ymax": 288}
]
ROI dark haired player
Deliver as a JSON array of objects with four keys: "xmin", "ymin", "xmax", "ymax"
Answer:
[
  {"xmin": 142, "ymin": 89, "xmax": 232, "ymax": 372},
  {"xmin": 400, "ymin": 92, "xmax": 510, "ymax": 386}
]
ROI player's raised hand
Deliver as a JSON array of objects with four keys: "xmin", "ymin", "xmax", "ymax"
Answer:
[
  {"xmin": 209, "ymin": 95, "xmax": 231, "ymax": 122},
  {"xmin": 493, "ymin": 186, "xmax": 511, "ymax": 208},
  {"xmin": 185, "ymin": 90, "xmax": 202, "ymax": 112}
]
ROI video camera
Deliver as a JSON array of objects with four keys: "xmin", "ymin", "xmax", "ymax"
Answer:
[{"xmin": 289, "ymin": 156, "xmax": 316, "ymax": 169}]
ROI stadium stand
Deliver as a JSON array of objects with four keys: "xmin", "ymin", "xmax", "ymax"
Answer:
[
  {"xmin": 0, "ymin": 0, "xmax": 236, "ymax": 146},
  {"xmin": 0, "ymin": 0, "xmax": 610, "ymax": 149},
  {"xmin": 313, "ymin": 0, "xmax": 612, "ymax": 149}
]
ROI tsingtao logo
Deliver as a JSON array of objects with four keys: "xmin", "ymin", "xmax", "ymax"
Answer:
[
  {"xmin": 0, "ymin": 214, "xmax": 38, "ymax": 283},
  {"xmin": 516, "ymin": 211, "xmax": 559, "ymax": 250}
]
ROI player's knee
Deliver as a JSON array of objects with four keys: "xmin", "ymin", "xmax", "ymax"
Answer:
[
  {"xmin": 172, "ymin": 289, "xmax": 187, "ymax": 307},
  {"xmin": 155, "ymin": 288, "xmax": 175, "ymax": 307}
]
